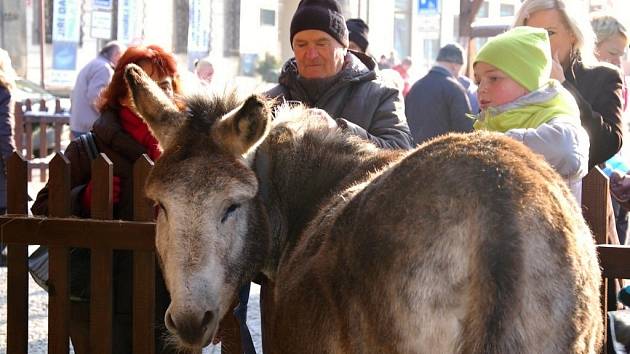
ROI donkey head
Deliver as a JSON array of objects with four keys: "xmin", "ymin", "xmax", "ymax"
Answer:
[{"xmin": 125, "ymin": 63, "xmax": 272, "ymax": 349}]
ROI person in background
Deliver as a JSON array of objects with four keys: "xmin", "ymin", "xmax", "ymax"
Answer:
[
  {"xmin": 473, "ymin": 26, "xmax": 589, "ymax": 202},
  {"xmin": 592, "ymin": 13, "xmax": 629, "ymax": 69},
  {"xmin": 32, "ymin": 45, "xmax": 181, "ymax": 354},
  {"xmin": 266, "ymin": 0, "xmax": 413, "ymax": 150},
  {"xmin": 405, "ymin": 43, "xmax": 473, "ymax": 145},
  {"xmin": 345, "ymin": 17, "xmax": 405, "ymax": 94},
  {"xmin": 514, "ymin": 0, "xmax": 624, "ymax": 170},
  {"xmin": 378, "ymin": 54, "xmax": 392, "ymax": 70},
  {"xmin": 0, "ymin": 48, "xmax": 16, "ymax": 266},
  {"xmin": 70, "ymin": 41, "xmax": 125, "ymax": 139},
  {"xmin": 590, "ymin": 13, "xmax": 630, "ymax": 244},
  {"xmin": 591, "ymin": 12, "xmax": 628, "ymax": 111},
  {"xmin": 346, "ymin": 18, "xmax": 370, "ymax": 54},
  {"xmin": 392, "ymin": 56, "xmax": 413, "ymax": 96},
  {"xmin": 194, "ymin": 56, "xmax": 214, "ymax": 87}
]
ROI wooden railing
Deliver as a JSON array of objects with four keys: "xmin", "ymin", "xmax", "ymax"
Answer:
[
  {"xmin": 1, "ymin": 151, "xmax": 156, "ymax": 353},
  {"xmin": 14, "ymin": 99, "xmax": 70, "ymax": 182},
  {"xmin": 1, "ymin": 150, "xmax": 242, "ymax": 353}
]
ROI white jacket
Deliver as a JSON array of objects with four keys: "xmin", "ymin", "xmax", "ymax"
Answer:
[{"xmin": 506, "ymin": 116, "xmax": 589, "ymax": 203}]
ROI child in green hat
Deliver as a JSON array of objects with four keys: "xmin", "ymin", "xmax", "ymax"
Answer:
[{"xmin": 473, "ymin": 26, "xmax": 589, "ymax": 202}]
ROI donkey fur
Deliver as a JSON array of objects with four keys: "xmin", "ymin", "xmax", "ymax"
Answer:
[{"xmin": 124, "ymin": 63, "xmax": 602, "ymax": 353}]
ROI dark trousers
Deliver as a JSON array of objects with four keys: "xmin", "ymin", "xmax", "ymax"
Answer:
[{"xmin": 234, "ymin": 283, "xmax": 257, "ymax": 354}]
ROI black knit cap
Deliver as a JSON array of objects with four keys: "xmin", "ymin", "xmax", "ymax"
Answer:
[
  {"xmin": 346, "ymin": 18, "xmax": 369, "ymax": 52},
  {"xmin": 290, "ymin": 0, "xmax": 349, "ymax": 48}
]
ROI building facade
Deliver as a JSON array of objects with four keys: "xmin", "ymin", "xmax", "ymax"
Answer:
[{"xmin": 0, "ymin": 0, "xmax": 627, "ymax": 91}]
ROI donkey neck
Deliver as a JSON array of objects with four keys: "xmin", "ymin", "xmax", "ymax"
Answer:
[{"xmin": 255, "ymin": 129, "xmax": 406, "ymax": 277}]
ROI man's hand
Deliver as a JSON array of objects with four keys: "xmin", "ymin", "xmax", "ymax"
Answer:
[{"xmin": 307, "ymin": 108, "xmax": 338, "ymax": 129}]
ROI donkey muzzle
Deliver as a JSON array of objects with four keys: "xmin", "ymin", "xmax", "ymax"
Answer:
[{"xmin": 165, "ymin": 306, "xmax": 218, "ymax": 348}]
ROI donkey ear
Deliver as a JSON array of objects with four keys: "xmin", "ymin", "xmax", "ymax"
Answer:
[
  {"xmin": 212, "ymin": 94, "xmax": 272, "ymax": 156},
  {"xmin": 124, "ymin": 63, "xmax": 182, "ymax": 147}
]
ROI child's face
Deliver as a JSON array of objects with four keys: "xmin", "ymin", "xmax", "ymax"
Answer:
[{"xmin": 474, "ymin": 62, "xmax": 529, "ymax": 110}]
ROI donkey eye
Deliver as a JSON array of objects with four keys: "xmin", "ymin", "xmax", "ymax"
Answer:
[{"xmin": 221, "ymin": 203, "xmax": 240, "ymax": 223}]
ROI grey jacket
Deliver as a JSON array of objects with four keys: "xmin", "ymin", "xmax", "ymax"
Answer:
[
  {"xmin": 266, "ymin": 52, "xmax": 413, "ymax": 150},
  {"xmin": 70, "ymin": 55, "xmax": 114, "ymax": 133}
]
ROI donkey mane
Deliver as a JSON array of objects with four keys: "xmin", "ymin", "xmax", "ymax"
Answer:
[
  {"xmin": 172, "ymin": 92, "xmax": 243, "ymax": 153},
  {"xmin": 257, "ymin": 104, "xmax": 407, "ymax": 267}
]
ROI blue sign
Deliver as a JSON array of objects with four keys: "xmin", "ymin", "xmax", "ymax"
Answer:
[
  {"xmin": 52, "ymin": 41, "xmax": 78, "ymax": 70},
  {"xmin": 418, "ymin": 0, "xmax": 439, "ymax": 14},
  {"xmin": 93, "ymin": 0, "xmax": 112, "ymax": 9}
]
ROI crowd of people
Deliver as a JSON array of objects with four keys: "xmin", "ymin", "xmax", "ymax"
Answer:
[{"xmin": 0, "ymin": 0, "xmax": 629, "ymax": 352}]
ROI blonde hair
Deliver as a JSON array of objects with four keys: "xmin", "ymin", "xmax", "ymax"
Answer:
[
  {"xmin": 0, "ymin": 49, "xmax": 16, "ymax": 90},
  {"xmin": 590, "ymin": 12, "xmax": 628, "ymax": 45},
  {"xmin": 513, "ymin": 0, "xmax": 597, "ymax": 66}
]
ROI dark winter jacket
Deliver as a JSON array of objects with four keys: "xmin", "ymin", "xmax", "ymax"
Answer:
[
  {"xmin": 266, "ymin": 51, "xmax": 413, "ymax": 150},
  {"xmin": 32, "ymin": 110, "xmax": 149, "ymax": 219},
  {"xmin": 563, "ymin": 59, "xmax": 624, "ymax": 169},
  {"xmin": 405, "ymin": 65, "xmax": 473, "ymax": 145},
  {"xmin": 0, "ymin": 85, "xmax": 15, "ymax": 211}
]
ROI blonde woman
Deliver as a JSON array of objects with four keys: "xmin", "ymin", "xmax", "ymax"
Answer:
[
  {"xmin": 0, "ymin": 49, "xmax": 16, "ymax": 215},
  {"xmin": 514, "ymin": 0, "xmax": 624, "ymax": 169},
  {"xmin": 592, "ymin": 12, "xmax": 629, "ymax": 111},
  {"xmin": 592, "ymin": 13, "xmax": 629, "ymax": 68}
]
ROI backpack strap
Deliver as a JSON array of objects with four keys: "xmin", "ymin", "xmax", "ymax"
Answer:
[{"xmin": 79, "ymin": 132, "xmax": 99, "ymax": 161}]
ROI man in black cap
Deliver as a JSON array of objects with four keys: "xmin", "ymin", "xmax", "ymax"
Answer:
[
  {"xmin": 266, "ymin": 0, "xmax": 412, "ymax": 150},
  {"xmin": 405, "ymin": 43, "xmax": 473, "ymax": 145},
  {"xmin": 347, "ymin": 18, "xmax": 370, "ymax": 53}
]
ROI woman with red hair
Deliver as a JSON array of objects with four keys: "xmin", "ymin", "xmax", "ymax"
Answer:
[{"xmin": 32, "ymin": 45, "xmax": 181, "ymax": 353}]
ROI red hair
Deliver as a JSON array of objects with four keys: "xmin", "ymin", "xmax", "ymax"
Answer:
[{"xmin": 97, "ymin": 44, "xmax": 181, "ymax": 112}]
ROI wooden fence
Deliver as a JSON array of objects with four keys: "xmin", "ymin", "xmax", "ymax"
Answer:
[
  {"xmin": 0, "ymin": 150, "xmax": 243, "ymax": 353},
  {"xmin": 1, "ymin": 151, "xmax": 157, "ymax": 353},
  {"xmin": 14, "ymin": 99, "xmax": 70, "ymax": 182}
]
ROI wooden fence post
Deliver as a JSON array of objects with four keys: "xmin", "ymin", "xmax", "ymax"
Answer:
[
  {"xmin": 13, "ymin": 102, "xmax": 24, "ymax": 156},
  {"xmin": 48, "ymin": 153, "xmax": 72, "ymax": 354},
  {"xmin": 132, "ymin": 154, "xmax": 156, "ymax": 353},
  {"xmin": 39, "ymin": 115, "xmax": 48, "ymax": 182},
  {"xmin": 6, "ymin": 152, "xmax": 28, "ymax": 354},
  {"xmin": 90, "ymin": 153, "xmax": 114, "ymax": 353},
  {"xmin": 582, "ymin": 166, "xmax": 611, "ymax": 354}
]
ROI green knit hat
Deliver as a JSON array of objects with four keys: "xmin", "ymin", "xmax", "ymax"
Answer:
[{"xmin": 474, "ymin": 26, "xmax": 552, "ymax": 91}]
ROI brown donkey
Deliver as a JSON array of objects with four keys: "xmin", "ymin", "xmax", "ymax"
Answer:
[{"xmin": 124, "ymin": 63, "xmax": 602, "ymax": 353}]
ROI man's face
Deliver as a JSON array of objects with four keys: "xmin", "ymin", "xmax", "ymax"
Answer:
[{"xmin": 292, "ymin": 30, "xmax": 347, "ymax": 79}]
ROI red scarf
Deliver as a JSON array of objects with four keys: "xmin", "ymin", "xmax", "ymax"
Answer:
[{"xmin": 119, "ymin": 107, "xmax": 162, "ymax": 161}]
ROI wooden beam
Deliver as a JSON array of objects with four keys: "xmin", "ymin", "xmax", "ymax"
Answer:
[
  {"xmin": 459, "ymin": 0, "xmax": 484, "ymax": 38},
  {"xmin": 470, "ymin": 24, "xmax": 509, "ymax": 38},
  {"xmin": 598, "ymin": 245, "xmax": 630, "ymax": 279},
  {"xmin": 0, "ymin": 217, "xmax": 155, "ymax": 250}
]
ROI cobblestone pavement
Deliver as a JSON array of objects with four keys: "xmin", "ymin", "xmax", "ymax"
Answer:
[{"xmin": 0, "ymin": 266, "xmax": 262, "ymax": 354}]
